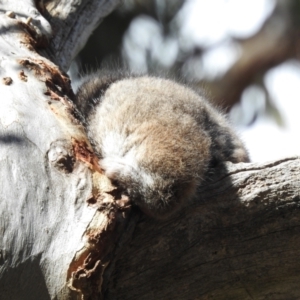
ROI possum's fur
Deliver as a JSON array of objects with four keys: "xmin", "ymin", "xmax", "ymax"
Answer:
[{"xmin": 75, "ymin": 72, "xmax": 249, "ymax": 218}]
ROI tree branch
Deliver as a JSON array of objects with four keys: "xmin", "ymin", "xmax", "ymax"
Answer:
[
  {"xmin": 101, "ymin": 157, "xmax": 300, "ymax": 299},
  {"xmin": 201, "ymin": 0, "xmax": 300, "ymax": 110},
  {"xmin": 39, "ymin": 0, "xmax": 122, "ymax": 71}
]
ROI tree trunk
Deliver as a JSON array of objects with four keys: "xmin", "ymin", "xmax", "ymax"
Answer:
[
  {"xmin": 0, "ymin": 1, "xmax": 122, "ymax": 299},
  {"xmin": 0, "ymin": 1, "xmax": 299, "ymax": 300}
]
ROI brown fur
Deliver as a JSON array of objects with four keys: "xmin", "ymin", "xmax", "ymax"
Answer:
[{"xmin": 75, "ymin": 73, "xmax": 249, "ymax": 218}]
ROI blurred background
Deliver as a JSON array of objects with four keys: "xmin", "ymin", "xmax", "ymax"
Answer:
[{"xmin": 73, "ymin": 0, "xmax": 300, "ymax": 162}]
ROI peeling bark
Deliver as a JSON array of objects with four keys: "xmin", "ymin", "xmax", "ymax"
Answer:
[{"xmin": 0, "ymin": 1, "xmax": 122, "ymax": 299}]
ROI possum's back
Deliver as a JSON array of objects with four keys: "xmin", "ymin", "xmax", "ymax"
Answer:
[{"xmin": 88, "ymin": 77, "xmax": 211, "ymax": 178}]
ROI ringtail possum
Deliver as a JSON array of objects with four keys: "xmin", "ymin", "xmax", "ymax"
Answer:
[{"xmin": 75, "ymin": 72, "xmax": 249, "ymax": 218}]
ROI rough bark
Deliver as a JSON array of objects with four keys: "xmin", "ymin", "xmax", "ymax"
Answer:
[
  {"xmin": 0, "ymin": 1, "xmax": 300, "ymax": 300},
  {"xmin": 103, "ymin": 157, "xmax": 300, "ymax": 300},
  {"xmin": 0, "ymin": 0, "xmax": 123, "ymax": 299}
]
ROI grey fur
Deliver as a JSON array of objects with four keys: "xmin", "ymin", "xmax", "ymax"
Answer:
[{"xmin": 75, "ymin": 72, "xmax": 249, "ymax": 218}]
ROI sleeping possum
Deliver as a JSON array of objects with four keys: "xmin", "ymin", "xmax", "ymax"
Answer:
[{"xmin": 75, "ymin": 72, "xmax": 249, "ymax": 218}]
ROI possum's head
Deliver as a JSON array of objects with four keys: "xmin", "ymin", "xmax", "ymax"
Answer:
[{"xmin": 100, "ymin": 156, "xmax": 197, "ymax": 219}]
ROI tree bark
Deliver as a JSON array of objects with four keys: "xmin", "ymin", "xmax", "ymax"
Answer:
[
  {"xmin": 0, "ymin": 1, "xmax": 300, "ymax": 300},
  {"xmin": 103, "ymin": 157, "xmax": 300, "ymax": 300},
  {"xmin": 0, "ymin": 1, "xmax": 122, "ymax": 299}
]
